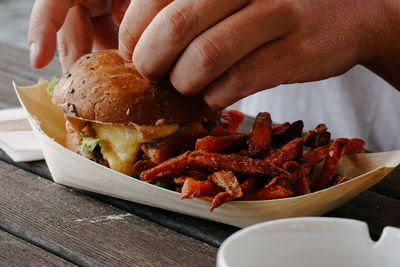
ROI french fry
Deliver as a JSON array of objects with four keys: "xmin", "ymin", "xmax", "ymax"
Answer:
[
  {"xmin": 288, "ymin": 144, "xmax": 330, "ymax": 183},
  {"xmin": 210, "ymin": 192, "xmax": 235, "ymax": 211},
  {"xmin": 303, "ymin": 124, "xmax": 331, "ymax": 148},
  {"xmin": 181, "ymin": 178, "xmax": 222, "ymax": 199},
  {"xmin": 248, "ymin": 112, "xmax": 272, "ymax": 157},
  {"xmin": 345, "ymin": 138, "xmax": 365, "ymax": 154},
  {"xmin": 220, "ymin": 110, "xmax": 245, "ymax": 132},
  {"xmin": 331, "ymin": 174, "xmax": 350, "ymax": 186},
  {"xmin": 271, "ymin": 122, "xmax": 290, "ymax": 133},
  {"xmin": 141, "ymin": 122, "xmax": 209, "ymax": 164},
  {"xmin": 283, "ymin": 161, "xmax": 300, "ymax": 172},
  {"xmin": 208, "ymin": 171, "xmax": 244, "ymax": 211},
  {"xmin": 245, "ymin": 176, "xmax": 294, "ymax": 200},
  {"xmin": 271, "ymin": 120, "xmax": 304, "ymax": 147},
  {"xmin": 209, "ymin": 171, "xmax": 242, "ymax": 198},
  {"xmin": 187, "ymin": 151, "xmax": 284, "ymax": 176},
  {"xmin": 132, "ymin": 160, "xmax": 157, "ymax": 176},
  {"xmin": 210, "ymin": 125, "xmax": 232, "ymax": 137},
  {"xmin": 133, "ymin": 110, "xmax": 365, "ymax": 211},
  {"xmin": 312, "ymin": 138, "xmax": 349, "ymax": 191},
  {"xmin": 184, "ymin": 169, "xmax": 209, "ymax": 180},
  {"xmin": 173, "ymin": 170, "xmax": 210, "ymax": 185},
  {"xmin": 294, "ymin": 176, "xmax": 311, "ymax": 195},
  {"xmin": 140, "ymin": 152, "xmax": 191, "ymax": 182},
  {"xmin": 303, "ymin": 144, "xmax": 331, "ymax": 168},
  {"xmin": 174, "ymin": 177, "xmax": 187, "ymax": 185},
  {"xmin": 195, "ymin": 134, "xmax": 249, "ymax": 154},
  {"xmin": 141, "ymin": 150, "xmax": 283, "ymax": 183},
  {"xmin": 265, "ymin": 138, "xmax": 303, "ymax": 168},
  {"xmin": 240, "ymin": 177, "xmax": 257, "ymax": 199}
]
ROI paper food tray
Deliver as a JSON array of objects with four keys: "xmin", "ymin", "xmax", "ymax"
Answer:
[{"xmin": 13, "ymin": 79, "xmax": 400, "ymax": 228}]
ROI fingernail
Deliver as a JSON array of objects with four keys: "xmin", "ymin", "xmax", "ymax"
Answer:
[{"xmin": 29, "ymin": 42, "xmax": 37, "ymax": 67}]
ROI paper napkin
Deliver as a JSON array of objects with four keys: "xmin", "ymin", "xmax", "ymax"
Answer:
[{"xmin": 0, "ymin": 108, "xmax": 44, "ymax": 161}]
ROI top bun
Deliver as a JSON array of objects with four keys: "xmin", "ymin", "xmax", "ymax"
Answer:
[{"xmin": 52, "ymin": 50, "xmax": 218, "ymax": 125}]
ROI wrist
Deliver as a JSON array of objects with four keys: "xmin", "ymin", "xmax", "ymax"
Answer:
[{"xmin": 362, "ymin": 0, "xmax": 400, "ymax": 90}]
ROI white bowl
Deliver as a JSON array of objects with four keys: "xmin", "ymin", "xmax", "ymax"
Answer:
[{"xmin": 217, "ymin": 217, "xmax": 400, "ymax": 267}]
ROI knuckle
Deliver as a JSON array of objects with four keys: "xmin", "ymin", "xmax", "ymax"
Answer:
[
  {"xmin": 133, "ymin": 59, "xmax": 159, "ymax": 82},
  {"xmin": 170, "ymin": 74, "xmax": 192, "ymax": 96},
  {"xmin": 158, "ymin": 5, "xmax": 194, "ymax": 43},
  {"xmin": 170, "ymin": 67, "xmax": 202, "ymax": 96},
  {"xmin": 135, "ymin": 63, "xmax": 151, "ymax": 80},
  {"xmin": 28, "ymin": 12, "xmax": 41, "ymax": 33},
  {"xmin": 140, "ymin": 0, "xmax": 171, "ymax": 7},
  {"xmin": 119, "ymin": 23, "xmax": 135, "ymax": 51},
  {"xmin": 191, "ymin": 37, "xmax": 222, "ymax": 70},
  {"xmin": 278, "ymin": 0, "xmax": 298, "ymax": 15},
  {"xmin": 225, "ymin": 65, "xmax": 249, "ymax": 91},
  {"xmin": 203, "ymin": 93, "xmax": 225, "ymax": 110},
  {"xmin": 258, "ymin": 0, "xmax": 300, "ymax": 30},
  {"xmin": 57, "ymin": 38, "xmax": 75, "ymax": 71},
  {"xmin": 276, "ymin": 0, "xmax": 301, "ymax": 27},
  {"xmin": 57, "ymin": 37, "xmax": 70, "ymax": 59}
]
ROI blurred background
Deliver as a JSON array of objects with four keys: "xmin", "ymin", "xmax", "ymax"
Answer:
[{"xmin": 0, "ymin": 0, "xmax": 33, "ymax": 49}]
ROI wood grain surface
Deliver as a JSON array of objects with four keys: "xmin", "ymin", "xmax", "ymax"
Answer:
[
  {"xmin": 0, "ymin": 41, "xmax": 399, "ymax": 265},
  {"xmin": 0, "ymin": 160, "xmax": 218, "ymax": 266},
  {"xmin": 0, "ymin": 229, "xmax": 75, "ymax": 267}
]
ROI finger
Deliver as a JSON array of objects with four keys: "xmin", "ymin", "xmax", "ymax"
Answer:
[
  {"xmin": 80, "ymin": 0, "xmax": 111, "ymax": 17},
  {"xmin": 28, "ymin": 0, "xmax": 73, "ymax": 68},
  {"xmin": 112, "ymin": 0, "xmax": 130, "ymax": 25},
  {"xmin": 118, "ymin": 0, "xmax": 172, "ymax": 61},
  {"xmin": 201, "ymin": 39, "xmax": 299, "ymax": 110},
  {"xmin": 170, "ymin": 1, "xmax": 297, "ymax": 96},
  {"xmin": 133, "ymin": 0, "xmax": 249, "ymax": 82},
  {"xmin": 91, "ymin": 14, "xmax": 119, "ymax": 51},
  {"xmin": 57, "ymin": 5, "xmax": 93, "ymax": 72}
]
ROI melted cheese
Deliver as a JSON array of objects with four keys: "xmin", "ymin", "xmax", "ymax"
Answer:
[{"xmin": 90, "ymin": 122, "xmax": 179, "ymax": 175}]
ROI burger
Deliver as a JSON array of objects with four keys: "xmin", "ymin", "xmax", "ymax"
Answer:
[{"xmin": 52, "ymin": 50, "xmax": 218, "ymax": 176}]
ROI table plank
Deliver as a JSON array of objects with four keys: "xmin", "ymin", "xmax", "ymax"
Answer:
[
  {"xmin": 0, "ymin": 70, "xmax": 26, "ymax": 108},
  {"xmin": 0, "ymin": 229, "xmax": 76, "ymax": 267},
  {"xmin": 0, "ymin": 42, "xmax": 61, "ymax": 84},
  {"xmin": 0, "ymin": 149, "xmax": 51, "ymax": 180},
  {"xmin": 0, "ymin": 160, "xmax": 217, "ymax": 266},
  {"xmin": 0, "ymin": 40, "xmax": 399, "ymax": 248},
  {"xmin": 87, "ymin": 178, "xmax": 400, "ymax": 244},
  {"xmin": 328, "ymin": 189, "xmax": 400, "ymax": 240},
  {"xmin": 0, "ymin": 148, "xmax": 237, "ymax": 247},
  {"xmin": 82, "ymin": 191, "xmax": 239, "ymax": 247},
  {"xmin": 370, "ymin": 166, "xmax": 400, "ymax": 199}
]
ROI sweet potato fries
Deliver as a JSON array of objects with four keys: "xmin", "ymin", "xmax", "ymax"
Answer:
[{"xmin": 134, "ymin": 111, "xmax": 365, "ymax": 211}]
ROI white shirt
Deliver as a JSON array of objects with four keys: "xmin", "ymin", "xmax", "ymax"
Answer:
[{"xmin": 240, "ymin": 65, "xmax": 400, "ymax": 152}]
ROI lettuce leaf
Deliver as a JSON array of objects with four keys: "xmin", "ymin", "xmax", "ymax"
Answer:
[
  {"xmin": 79, "ymin": 137, "xmax": 102, "ymax": 153},
  {"xmin": 47, "ymin": 76, "xmax": 58, "ymax": 96}
]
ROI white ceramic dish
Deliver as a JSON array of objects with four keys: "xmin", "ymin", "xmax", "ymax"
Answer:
[
  {"xmin": 217, "ymin": 217, "xmax": 400, "ymax": 267},
  {"xmin": 13, "ymin": 80, "xmax": 400, "ymax": 228}
]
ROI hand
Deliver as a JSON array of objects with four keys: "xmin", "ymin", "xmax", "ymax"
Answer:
[
  {"xmin": 28, "ymin": 0, "xmax": 130, "ymax": 71},
  {"xmin": 119, "ymin": 0, "xmax": 400, "ymax": 109}
]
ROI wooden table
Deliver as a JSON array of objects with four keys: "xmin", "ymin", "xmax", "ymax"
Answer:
[{"xmin": 0, "ymin": 42, "xmax": 399, "ymax": 266}]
